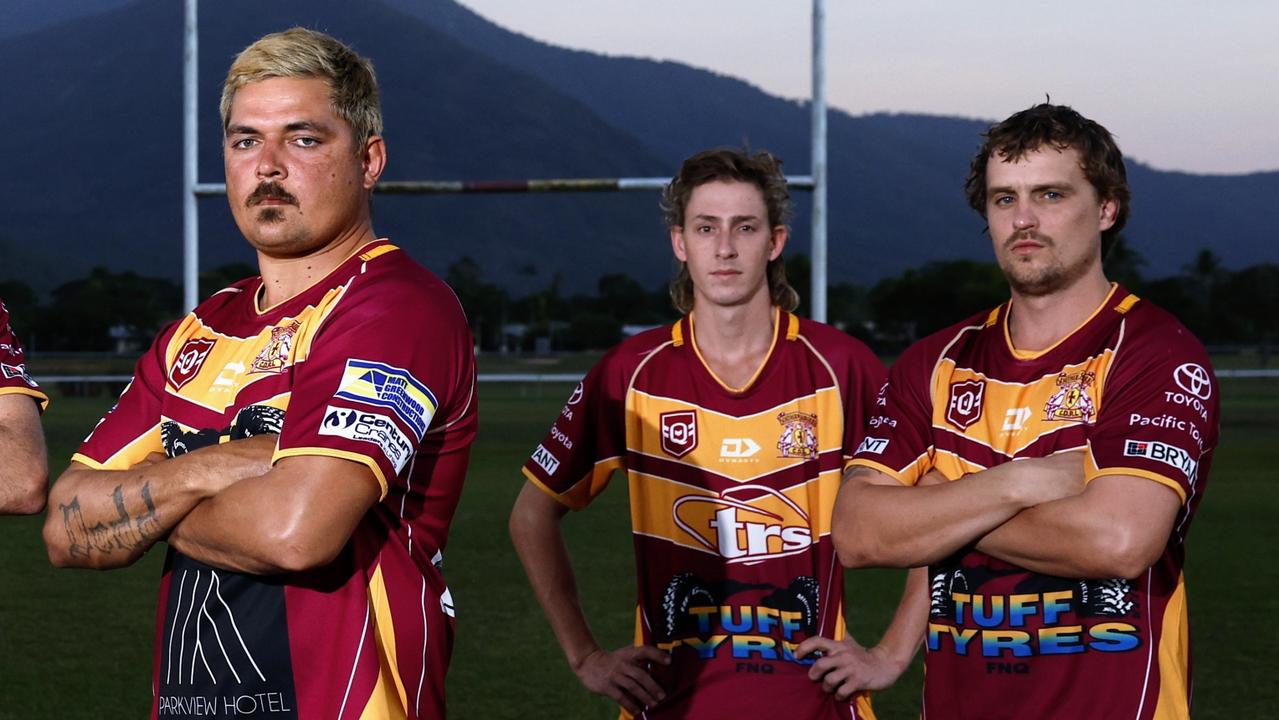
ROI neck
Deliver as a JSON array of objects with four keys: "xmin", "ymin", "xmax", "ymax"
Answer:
[
  {"xmin": 690, "ymin": 292, "xmax": 777, "ymax": 389},
  {"xmin": 256, "ymin": 226, "xmax": 376, "ymax": 309},
  {"xmin": 1007, "ymin": 272, "xmax": 1112, "ymax": 352}
]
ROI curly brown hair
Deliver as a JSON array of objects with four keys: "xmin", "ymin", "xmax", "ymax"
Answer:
[
  {"xmin": 964, "ymin": 103, "xmax": 1130, "ymax": 256},
  {"xmin": 661, "ymin": 148, "xmax": 798, "ymax": 314}
]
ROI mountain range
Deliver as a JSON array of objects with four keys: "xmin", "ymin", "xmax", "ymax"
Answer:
[{"xmin": 1, "ymin": 0, "xmax": 1274, "ymax": 297}]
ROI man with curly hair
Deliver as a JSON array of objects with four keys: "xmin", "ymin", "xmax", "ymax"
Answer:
[{"xmin": 834, "ymin": 104, "xmax": 1217, "ymax": 719}]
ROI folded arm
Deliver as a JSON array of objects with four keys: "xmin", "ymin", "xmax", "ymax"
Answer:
[
  {"xmin": 975, "ymin": 473, "xmax": 1181, "ymax": 578},
  {"xmin": 168, "ymin": 453, "xmax": 382, "ymax": 575},
  {"xmin": 43, "ymin": 434, "xmax": 275, "ymax": 568},
  {"xmin": 0, "ymin": 393, "xmax": 48, "ymax": 515},
  {"xmin": 831, "ymin": 451, "xmax": 1084, "ymax": 568}
]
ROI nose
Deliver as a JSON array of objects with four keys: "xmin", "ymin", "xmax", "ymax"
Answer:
[
  {"xmin": 255, "ymin": 141, "xmax": 285, "ymax": 179},
  {"xmin": 1012, "ymin": 199, "xmax": 1037, "ymax": 231},
  {"xmin": 715, "ymin": 230, "xmax": 737, "ymax": 259}
]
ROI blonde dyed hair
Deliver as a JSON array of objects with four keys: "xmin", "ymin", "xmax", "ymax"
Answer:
[{"xmin": 220, "ymin": 27, "xmax": 382, "ymax": 150}]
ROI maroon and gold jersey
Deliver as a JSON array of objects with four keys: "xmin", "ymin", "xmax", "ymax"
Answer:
[
  {"xmin": 73, "ymin": 241, "xmax": 477, "ymax": 720},
  {"xmin": 0, "ymin": 299, "xmax": 48, "ymax": 410},
  {"xmin": 851, "ymin": 285, "xmax": 1217, "ymax": 720},
  {"xmin": 523, "ymin": 309, "xmax": 886, "ymax": 719}
]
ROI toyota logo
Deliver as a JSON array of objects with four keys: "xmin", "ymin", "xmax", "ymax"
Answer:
[{"xmin": 1173, "ymin": 363, "xmax": 1212, "ymax": 400}]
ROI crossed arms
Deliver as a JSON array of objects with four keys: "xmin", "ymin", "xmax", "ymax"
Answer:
[
  {"xmin": 832, "ymin": 450, "xmax": 1182, "ymax": 579},
  {"xmin": 43, "ymin": 436, "xmax": 380, "ymax": 574}
]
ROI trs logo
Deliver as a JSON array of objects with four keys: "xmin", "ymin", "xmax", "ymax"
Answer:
[{"xmin": 673, "ymin": 485, "xmax": 813, "ymax": 564}]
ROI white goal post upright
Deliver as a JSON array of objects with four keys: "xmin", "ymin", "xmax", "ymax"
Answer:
[{"xmin": 182, "ymin": 1, "xmax": 830, "ymax": 317}]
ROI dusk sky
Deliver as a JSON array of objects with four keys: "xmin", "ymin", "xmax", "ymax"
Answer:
[{"xmin": 459, "ymin": 0, "xmax": 1278, "ymax": 175}]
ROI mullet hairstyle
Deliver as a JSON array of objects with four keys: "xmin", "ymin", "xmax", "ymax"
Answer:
[
  {"xmin": 963, "ymin": 103, "xmax": 1131, "ymax": 257},
  {"xmin": 220, "ymin": 27, "xmax": 383, "ymax": 152},
  {"xmin": 661, "ymin": 148, "xmax": 798, "ymax": 314}
]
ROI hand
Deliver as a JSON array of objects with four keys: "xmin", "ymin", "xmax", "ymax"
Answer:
[
  {"xmin": 795, "ymin": 635, "xmax": 905, "ymax": 700},
  {"xmin": 573, "ymin": 645, "xmax": 670, "ymax": 716},
  {"xmin": 1013, "ymin": 449, "xmax": 1086, "ymax": 507},
  {"xmin": 187, "ymin": 433, "xmax": 278, "ymax": 497}
]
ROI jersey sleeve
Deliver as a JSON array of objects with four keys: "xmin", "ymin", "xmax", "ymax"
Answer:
[
  {"xmin": 73, "ymin": 322, "xmax": 177, "ymax": 470},
  {"xmin": 0, "ymin": 300, "xmax": 48, "ymax": 411},
  {"xmin": 521, "ymin": 349, "xmax": 630, "ymax": 510},
  {"xmin": 839, "ymin": 341, "xmax": 888, "ymax": 468},
  {"xmin": 1086, "ymin": 316, "xmax": 1219, "ymax": 505},
  {"xmin": 848, "ymin": 340, "xmax": 938, "ymax": 485},
  {"xmin": 274, "ymin": 276, "xmax": 477, "ymax": 499}
]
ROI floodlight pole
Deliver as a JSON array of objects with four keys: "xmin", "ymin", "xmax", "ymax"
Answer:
[
  {"xmin": 182, "ymin": 0, "xmax": 199, "ymax": 311},
  {"xmin": 810, "ymin": 0, "xmax": 828, "ymax": 322}
]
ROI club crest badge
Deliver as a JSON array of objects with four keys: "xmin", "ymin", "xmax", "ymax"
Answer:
[
  {"xmin": 1044, "ymin": 370, "xmax": 1096, "ymax": 422},
  {"xmin": 776, "ymin": 411, "xmax": 818, "ymax": 459},
  {"xmin": 251, "ymin": 320, "xmax": 300, "ymax": 374},
  {"xmin": 946, "ymin": 379, "xmax": 985, "ymax": 430},
  {"xmin": 169, "ymin": 338, "xmax": 216, "ymax": 390},
  {"xmin": 660, "ymin": 410, "xmax": 698, "ymax": 458}
]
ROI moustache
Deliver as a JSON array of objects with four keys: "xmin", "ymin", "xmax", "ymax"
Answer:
[
  {"xmin": 247, "ymin": 182, "xmax": 298, "ymax": 207},
  {"xmin": 1003, "ymin": 230, "xmax": 1052, "ymax": 249}
]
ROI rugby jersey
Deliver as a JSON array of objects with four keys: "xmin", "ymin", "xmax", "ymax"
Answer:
[
  {"xmin": 74, "ymin": 241, "xmax": 477, "ymax": 720},
  {"xmin": 851, "ymin": 285, "xmax": 1217, "ymax": 720},
  {"xmin": 0, "ymin": 299, "xmax": 47, "ymax": 410},
  {"xmin": 524, "ymin": 309, "xmax": 886, "ymax": 719}
]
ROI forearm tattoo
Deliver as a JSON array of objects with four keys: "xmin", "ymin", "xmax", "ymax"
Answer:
[{"xmin": 60, "ymin": 482, "xmax": 161, "ymax": 559}]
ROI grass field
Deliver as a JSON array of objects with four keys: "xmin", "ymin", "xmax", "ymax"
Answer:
[{"xmin": 1, "ymin": 369, "xmax": 1275, "ymax": 719}]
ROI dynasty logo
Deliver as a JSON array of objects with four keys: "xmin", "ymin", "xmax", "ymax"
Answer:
[{"xmin": 672, "ymin": 485, "xmax": 813, "ymax": 564}]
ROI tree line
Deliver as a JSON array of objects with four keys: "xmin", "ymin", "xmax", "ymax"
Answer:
[{"xmin": 1, "ymin": 244, "xmax": 1274, "ymax": 356}]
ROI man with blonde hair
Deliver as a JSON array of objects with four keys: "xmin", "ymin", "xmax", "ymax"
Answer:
[{"xmin": 44, "ymin": 28, "xmax": 476, "ymax": 719}]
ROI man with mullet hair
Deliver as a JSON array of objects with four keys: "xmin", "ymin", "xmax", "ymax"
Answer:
[
  {"xmin": 44, "ymin": 28, "xmax": 476, "ymax": 719},
  {"xmin": 512, "ymin": 148, "xmax": 925, "ymax": 719},
  {"xmin": 833, "ymin": 103, "xmax": 1218, "ymax": 719}
]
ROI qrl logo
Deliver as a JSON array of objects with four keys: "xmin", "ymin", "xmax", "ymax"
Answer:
[
  {"xmin": 673, "ymin": 485, "xmax": 813, "ymax": 564},
  {"xmin": 169, "ymin": 338, "xmax": 216, "ymax": 390},
  {"xmin": 946, "ymin": 379, "xmax": 985, "ymax": 430},
  {"xmin": 661, "ymin": 410, "xmax": 698, "ymax": 458}
]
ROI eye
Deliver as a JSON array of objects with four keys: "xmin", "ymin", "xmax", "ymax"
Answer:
[
  {"xmin": 293, "ymin": 136, "xmax": 319, "ymax": 148},
  {"xmin": 738, "ymin": 224, "xmax": 755, "ymax": 233},
  {"xmin": 993, "ymin": 195, "xmax": 1014, "ymax": 206},
  {"xmin": 697, "ymin": 224, "xmax": 714, "ymax": 234},
  {"xmin": 230, "ymin": 137, "xmax": 257, "ymax": 150},
  {"xmin": 1042, "ymin": 190, "xmax": 1062, "ymax": 200}
]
